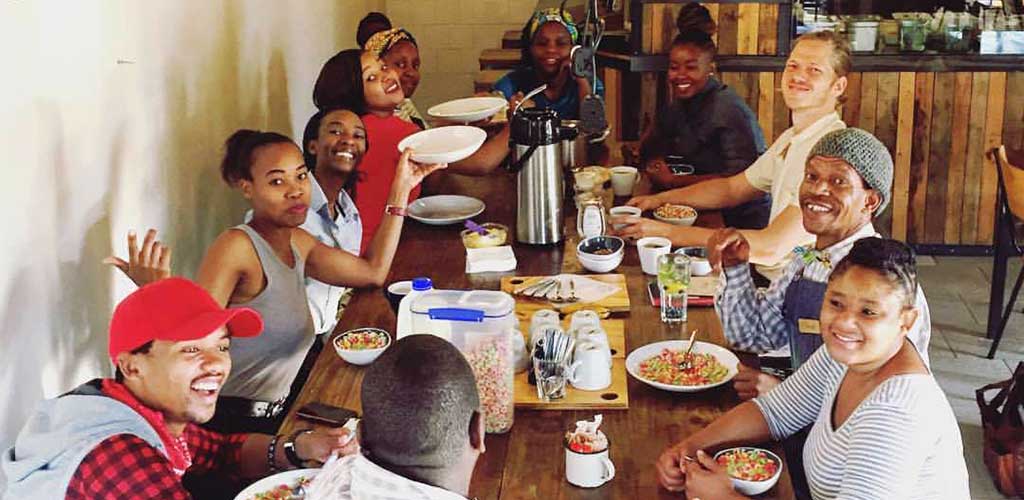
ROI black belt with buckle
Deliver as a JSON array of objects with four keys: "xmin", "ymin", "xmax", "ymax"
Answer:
[{"xmin": 218, "ymin": 396, "xmax": 287, "ymax": 419}]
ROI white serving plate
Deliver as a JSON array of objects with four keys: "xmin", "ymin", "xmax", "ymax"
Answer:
[
  {"xmin": 427, "ymin": 96, "xmax": 507, "ymax": 123},
  {"xmin": 626, "ymin": 340, "xmax": 739, "ymax": 393},
  {"xmin": 407, "ymin": 195, "xmax": 486, "ymax": 225},
  {"xmin": 397, "ymin": 126, "xmax": 487, "ymax": 164},
  {"xmin": 234, "ymin": 468, "xmax": 319, "ymax": 500}
]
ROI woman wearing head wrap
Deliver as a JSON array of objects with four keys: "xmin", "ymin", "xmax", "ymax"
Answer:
[
  {"xmin": 492, "ymin": 8, "xmax": 603, "ymax": 121},
  {"xmin": 365, "ymin": 28, "xmax": 426, "ymax": 130}
]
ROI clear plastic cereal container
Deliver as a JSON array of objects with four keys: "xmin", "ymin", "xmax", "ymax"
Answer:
[{"xmin": 410, "ymin": 289, "xmax": 517, "ymax": 433}]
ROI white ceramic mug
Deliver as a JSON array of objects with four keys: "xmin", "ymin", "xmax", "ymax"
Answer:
[
  {"xmin": 530, "ymin": 309, "xmax": 561, "ymax": 347},
  {"xmin": 570, "ymin": 342, "xmax": 612, "ymax": 391},
  {"xmin": 565, "ymin": 442, "xmax": 616, "ymax": 488},
  {"xmin": 574, "ymin": 325, "xmax": 610, "ymax": 352},
  {"xmin": 609, "ymin": 166, "xmax": 639, "ymax": 197},
  {"xmin": 608, "ymin": 205, "xmax": 641, "ymax": 231},
  {"xmin": 569, "ymin": 310, "xmax": 602, "ymax": 335},
  {"xmin": 637, "ymin": 236, "xmax": 672, "ymax": 275}
]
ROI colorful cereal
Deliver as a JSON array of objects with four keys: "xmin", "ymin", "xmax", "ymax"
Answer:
[
  {"xmin": 464, "ymin": 334, "xmax": 515, "ymax": 433},
  {"xmin": 716, "ymin": 449, "xmax": 779, "ymax": 482}
]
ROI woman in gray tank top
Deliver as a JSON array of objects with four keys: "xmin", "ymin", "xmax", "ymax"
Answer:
[{"xmin": 109, "ymin": 129, "xmax": 445, "ymax": 434}]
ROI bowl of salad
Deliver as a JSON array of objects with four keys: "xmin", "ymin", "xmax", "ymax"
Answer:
[
  {"xmin": 713, "ymin": 447, "xmax": 783, "ymax": 495},
  {"xmin": 652, "ymin": 204, "xmax": 698, "ymax": 226},
  {"xmin": 332, "ymin": 328, "xmax": 391, "ymax": 366},
  {"xmin": 625, "ymin": 340, "xmax": 739, "ymax": 392}
]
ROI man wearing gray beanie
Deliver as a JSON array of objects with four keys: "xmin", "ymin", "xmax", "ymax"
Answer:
[
  {"xmin": 706, "ymin": 127, "xmax": 933, "ymax": 500},
  {"xmin": 710, "ymin": 127, "xmax": 932, "ymax": 394}
]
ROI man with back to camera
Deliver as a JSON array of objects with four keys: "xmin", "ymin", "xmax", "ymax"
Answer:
[{"xmin": 307, "ymin": 334, "xmax": 485, "ymax": 500}]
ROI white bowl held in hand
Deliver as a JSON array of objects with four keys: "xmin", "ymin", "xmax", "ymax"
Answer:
[
  {"xmin": 652, "ymin": 204, "xmax": 698, "ymax": 226},
  {"xmin": 427, "ymin": 96, "xmax": 507, "ymax": 123},
  {"xmin": 397, "ymin": 126, "xmax": 487, "ymax": 164},
  {"xmin": 713, "ymin": 447, "xmax": 783, "ymax": 496}
]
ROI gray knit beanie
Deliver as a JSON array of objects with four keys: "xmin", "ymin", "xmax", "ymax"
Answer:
[{"xmin": 808, "ymin": 127, "xmax": 893, "ymax": 213}]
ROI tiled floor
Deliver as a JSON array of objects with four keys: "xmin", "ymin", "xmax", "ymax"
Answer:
[{"xmin": 920, "ymin": 255, "xmax": 1023, "ymax": 499}]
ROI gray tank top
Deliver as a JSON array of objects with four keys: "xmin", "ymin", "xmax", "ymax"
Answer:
[{"xmin": 221, "ymin": 224, "xmax": 315, "ymax": 402}]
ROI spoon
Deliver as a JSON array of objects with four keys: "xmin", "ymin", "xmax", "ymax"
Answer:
[{"xmin": 679, "ymin": 329, "xmax": 698, "ymax": 370}]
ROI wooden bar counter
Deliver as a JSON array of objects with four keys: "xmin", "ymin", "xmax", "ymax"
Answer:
[{"xmin": 279, "ymin": 170, "xmax": 793, "ymax": 499}]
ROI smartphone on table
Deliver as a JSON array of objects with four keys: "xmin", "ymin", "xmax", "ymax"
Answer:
[{"xmin": 296, "ymin": 402, "xmax": 359, "ymax": 427}]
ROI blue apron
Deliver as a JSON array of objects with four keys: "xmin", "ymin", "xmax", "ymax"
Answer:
[{"xmin": 782, "ymin": 274, "xmax": 827, "ymax": 370}]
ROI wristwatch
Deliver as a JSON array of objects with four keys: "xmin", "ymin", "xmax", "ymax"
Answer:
[
  {"xmin": 283, "ymin": 428, "xmax": 314, "ymax": 467},
  {"xmin": 384, "ymin": 204, "xmax": 408, "ymax": 217}
]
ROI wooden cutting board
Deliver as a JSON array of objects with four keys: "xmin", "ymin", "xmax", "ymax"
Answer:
[
  {"xmin": 500, "ymin": 274, "xmax": 631, "ymax": 315},
  {"xmin": 513, "ymin": 318, "xmax": 629, "ymax": 410}
]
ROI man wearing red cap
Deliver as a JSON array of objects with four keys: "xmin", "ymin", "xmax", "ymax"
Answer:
[{"xmin": 2, "ymin": 278, "xmax": 357, "ymax": 499}]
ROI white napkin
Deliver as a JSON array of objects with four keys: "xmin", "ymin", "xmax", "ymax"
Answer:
[
  {"xmin": 465, "ymin": 245, "xmax": 517, "ymax": 273},
  {"xmin": 548, "ymin": 274, "xmax": 618, "ymax": 304}
]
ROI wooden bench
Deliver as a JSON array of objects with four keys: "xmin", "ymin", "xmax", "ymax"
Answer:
[{"xmin": 478, "ymin": 48, "xmax": 520, "ymax": 70}]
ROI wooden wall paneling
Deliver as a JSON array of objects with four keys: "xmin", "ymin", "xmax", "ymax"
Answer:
[
  {"xmin": 604, "ymin": 67, "xmax": 623, "ymax": 142},
  {"xmin": 707, "ymin": 4, "xmax": 721, "ymax": 47},
  {"xmin": 858, "ymin": 73, "xmax": 879, "ymax": 134},
  {"xmin": 757, "ymin": 4, "xmax": 779, "ymax": 55},
  {"xmin": 843, "ymin": 72, "xmax": 863, "ymax": 127},
  {"xmin": 737, "ymin": 3, "xmax": 760, "ymax": 56},
  {"xmin": 640, "ymin": 72, "xmax": 660, "ymax": 140},
  {"xmin": 758, "ymin": 72, "xmax": 776, "ymax": 141},
  {"xmin": 891, "ymin": 72, "xmax": 917, "ymax": 242},
  {"xmin": 909, "ymin": 72, "xmax": 934, "ymax": 243},
  {"xmin": 978, "ymin": 72, "xmax": 1008, "ymax": 244},
  {"xmin": 1005, "ymin": 72, "xmax": 1024, "ymax": 151},
  {"xmin": 873, "ymin": 72, "xmax": 900, "ymax": 236},
  {"xmin": 925, "ymin": 72, "xmax": 955, "ymax": 243},
  {"xmin": 717, "ymin": 4, "xmax": 739, "ymax": 56},
  {"xmin": 642, "ymin": 4, "xmax": 656, "ymax": 53},
  {"xmin": 648, "ymin": 4, "xmax": 673, "ymax": 54},
  {"xmin": 961, "ymin": 72, "xmax": 990, "ymax": 244},
  {"xmin": 773, "ymin": 72, "xmax": 790, "ymax": 143},
  {"xmin": 943, "ymin": 72, "xmax": 973, "ymax": 244}
]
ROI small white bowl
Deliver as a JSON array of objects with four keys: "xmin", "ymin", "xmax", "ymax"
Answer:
[
  {"xmin": 652, "ymin": 204, "xmax": 698, "ymax": 226},
  {"xmin": 577, "ymin": 236, "xmax": 625, "ymax": 273},
  {"xmin": 713, "ymin": 447, "xmax": 783, "ymax": 496},
  {"xmin": 332, "ymin": 328, "xmax": 391, "ymax": 366}
]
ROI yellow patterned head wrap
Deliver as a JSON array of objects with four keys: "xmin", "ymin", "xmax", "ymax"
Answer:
[
  {"xmin": 364, "ymin": 27, "xmax": 417, "ymax": 58},
  {"xmin": 527, "ymin": 8, "xmax": 579, "ymax": 44}
]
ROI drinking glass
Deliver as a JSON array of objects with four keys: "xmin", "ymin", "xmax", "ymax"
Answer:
[
  {"xmin": 534, "ymin": 356, "xmax": 570, "ymax": 402},
  {"xmin": 658, "ymin": 253, "xmax": 691, "ymax": 324}
]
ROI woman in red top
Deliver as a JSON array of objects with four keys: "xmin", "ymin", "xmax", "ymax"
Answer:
[{"xmin": 313, "ymin": 48, "xmax": 518, "ymax": 252}]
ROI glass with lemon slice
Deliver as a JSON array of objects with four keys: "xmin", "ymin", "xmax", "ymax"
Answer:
[{"xmin": 657, "ymin": 254, "xmax": 691, "ymax": 324}]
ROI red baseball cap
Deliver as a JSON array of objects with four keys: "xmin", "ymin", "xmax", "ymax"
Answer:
[{"xmin": 108, "ymin": 277, "xmax": 263, "ymax": 362}]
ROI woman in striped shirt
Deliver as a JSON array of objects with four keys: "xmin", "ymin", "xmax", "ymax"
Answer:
[{"xmin": 656, "ymin": 237, "xmax": 969, "ymax": 499}]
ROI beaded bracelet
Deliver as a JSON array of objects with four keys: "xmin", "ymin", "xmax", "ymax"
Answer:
[{"xmin": 267, "ymin": 434, "xmax": 281, "ymax": 473}]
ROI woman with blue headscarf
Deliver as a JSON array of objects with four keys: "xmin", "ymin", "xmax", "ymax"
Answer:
[{"xmin": 493, "ymin": 8, "xmax": 604, "ymax": 121}]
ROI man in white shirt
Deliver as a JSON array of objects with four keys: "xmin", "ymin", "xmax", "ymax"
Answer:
[
  {"xmin": 308, "ymin": 335, "xmax": 485, "ymax": 500},
  {"xmin": 614, "ymin": 30, "xmax": 852, "ymax": 281}
]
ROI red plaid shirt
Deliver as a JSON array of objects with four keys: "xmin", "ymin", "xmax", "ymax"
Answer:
[{"xmin": 65, "ymin": 423, "xmax": 248, "ymax": 499}]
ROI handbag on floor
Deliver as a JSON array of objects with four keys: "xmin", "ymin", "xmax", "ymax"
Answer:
[{"xmin": 977, "ymin": 361, "xmax": 1024, "ymax": 497}]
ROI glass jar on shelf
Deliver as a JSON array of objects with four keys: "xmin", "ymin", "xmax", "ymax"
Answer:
[{"xmin": 900, "ymin": 19, "xmax": 926, "ymax": 52}]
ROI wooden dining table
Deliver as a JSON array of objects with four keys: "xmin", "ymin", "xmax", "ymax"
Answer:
[{"xmin": 280, "ymin": 169, "xmax": 794, "ymax": 499}]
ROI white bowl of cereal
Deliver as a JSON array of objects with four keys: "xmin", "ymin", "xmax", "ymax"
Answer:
[
  {"xmin": 713, "ymin": 447, "xmax": 783, "ymax": 496},
  {"xmin": 333, "ymin": 328, "xmax": 391, "ymax": 366},
  {"xmin": 652, "ymin": 204, "xmax": 698, "ymax": 226}
]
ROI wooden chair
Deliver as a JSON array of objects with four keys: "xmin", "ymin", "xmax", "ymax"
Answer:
[{"xmin": 986, "ymin": 146, "xmax": 1024, "ymax": 358}]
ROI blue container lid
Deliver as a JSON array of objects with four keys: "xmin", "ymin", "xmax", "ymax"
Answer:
[{"xmin": 412, "ymin": 277, "xmax": 433, "ymax": 291}]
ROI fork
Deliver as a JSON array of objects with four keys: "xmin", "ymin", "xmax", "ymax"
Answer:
[{"xmin": 679, "ymin": 329, "xmax": 698, "ymax": 370}]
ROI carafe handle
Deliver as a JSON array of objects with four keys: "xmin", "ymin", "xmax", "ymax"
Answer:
[{"xmin": 506, "ymin": 144, "xmax": 538, "ymax": 174}]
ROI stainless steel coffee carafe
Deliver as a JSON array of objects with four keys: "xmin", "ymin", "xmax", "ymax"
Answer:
[{"xmin": 508, "ymin": 107, "xmax": 578, "ymax": 245}]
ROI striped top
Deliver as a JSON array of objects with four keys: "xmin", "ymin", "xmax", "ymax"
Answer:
[{"xmin": 754, "ymin": 348, "xmax": 969, "ymax": 500}]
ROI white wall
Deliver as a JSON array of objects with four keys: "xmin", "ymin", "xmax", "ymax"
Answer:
[
  {"xmin": 384, "ymin": 0, "xmax": 538, "ymax": 110},
  {"xmin": 0, "ymin": 0, "xmax": 381, "ymax": 482}
]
